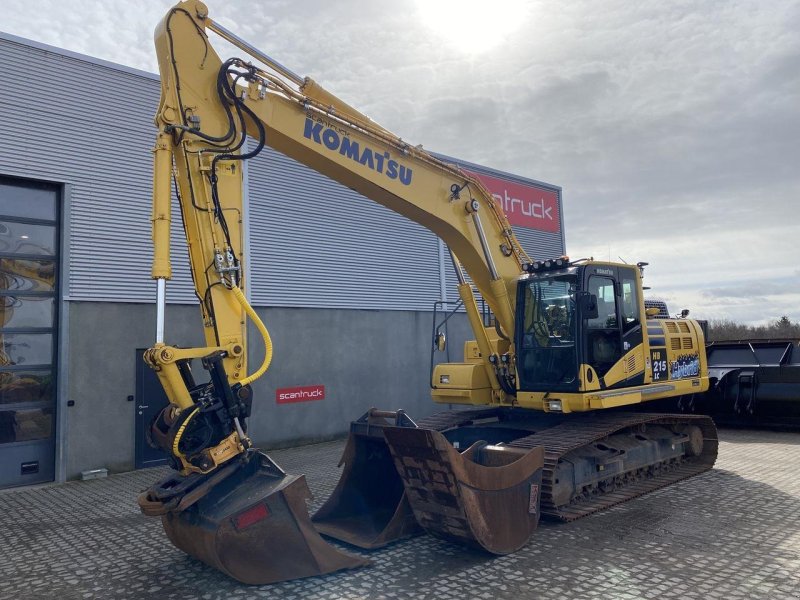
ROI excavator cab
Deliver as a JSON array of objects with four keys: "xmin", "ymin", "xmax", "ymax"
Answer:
[
  {"xmin": 516, "ymin": 261, "xmax": 646, "ymax": 394},
  {"xmin": 517, "ymin": 268, "xmax": 580, "ymax": 390}
]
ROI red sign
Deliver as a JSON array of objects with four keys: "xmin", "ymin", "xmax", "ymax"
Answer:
[
  {"xmin": 464, "ymin": 169, "xmax": 560, "ymax": 233},
  {"xmin": 276, "ymin": 385, "xmax": 326, "ymax": 404}
]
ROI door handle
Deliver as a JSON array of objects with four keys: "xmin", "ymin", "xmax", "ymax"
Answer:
[{"xmin": 138, "ymin": 405, "xmax": 149, "ymax": 409}]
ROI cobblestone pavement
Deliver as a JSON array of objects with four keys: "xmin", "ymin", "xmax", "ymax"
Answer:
[{"xmin": 1, "ymin": 428, "xmax": 799, "ymax": 600}]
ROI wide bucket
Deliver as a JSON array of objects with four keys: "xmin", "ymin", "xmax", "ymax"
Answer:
[
  {"xmin": 383, "ymin": 427, "xmax": 545, "ymax": 554},
  {"xmin": 141, "ymin": 452, "xmax": 368, "ymax": 584},
  {"xmin": 312, "ymin": 433, "xmax": 423, "ymax": 548}
]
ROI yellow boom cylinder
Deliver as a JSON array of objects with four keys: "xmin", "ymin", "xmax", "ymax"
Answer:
[{"xmin": 151, "ymin": 132, "xmax": 173, "ymax": 279}]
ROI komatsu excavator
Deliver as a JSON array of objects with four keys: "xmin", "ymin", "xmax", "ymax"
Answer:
[{"xmin": 137, "ymin": 0, "xmax": 718, "ymax": 584}]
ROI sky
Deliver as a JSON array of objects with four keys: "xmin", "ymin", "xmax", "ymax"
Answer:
[{"xmin": 3, "ymin": 0, "xmax": 799, "ymax": 325}]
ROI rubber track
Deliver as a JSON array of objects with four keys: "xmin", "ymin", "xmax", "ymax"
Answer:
[{"xmin": 506, "ymin": 412, "xmax": 718, "ymax": 521}]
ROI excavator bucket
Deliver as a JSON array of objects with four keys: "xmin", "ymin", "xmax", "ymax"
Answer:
[
  {"xmin": 139, "ymin": 452, "xmax": 368, "ymax": 584},
  {"xmin": 312, "ymin": 431, "xmax": 423, "ymax": 548},
  {"xmin": 383, "ymin": 427, "xmax": 546, "ymax": 554},
  {"xmin": 313, "ymin": 408, "xmax": 546, "ymax": 554}
]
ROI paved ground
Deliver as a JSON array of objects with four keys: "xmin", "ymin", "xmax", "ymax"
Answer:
[{"xmin": 0, "ymin": 428, "xmax": 799, "ymax": 600}]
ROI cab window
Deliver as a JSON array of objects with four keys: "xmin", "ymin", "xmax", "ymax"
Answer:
[
  {"xmin": 587, "ymin": 277, "xmax": 617, "ymax": 329},
  {"xmin": 619, "ymin": 268, "xmax": 641, "ymax": 332}
]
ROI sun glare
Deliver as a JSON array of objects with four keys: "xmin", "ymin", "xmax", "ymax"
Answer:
[{"xmin": 414, "ymin": 0, "xmax": 530, "ymax": 55}]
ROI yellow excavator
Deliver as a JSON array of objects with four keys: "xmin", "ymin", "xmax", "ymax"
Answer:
[{"xmin": 137, "ymin": 0, "xmax": 718, "ymax": 584}]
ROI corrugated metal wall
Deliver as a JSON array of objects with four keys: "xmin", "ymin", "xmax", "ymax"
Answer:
[
  {"xmin": 0, "ymin": 33, "xmax": 196, "ymax": 304},
  {"xmin": 0, "ymin": 33, "xmax": 564, "ymax": 312},
  {"xmin": 247, "ymin": 146, "xmax": 441, "ymax": 310}
]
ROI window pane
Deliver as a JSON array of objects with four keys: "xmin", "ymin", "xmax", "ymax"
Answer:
[
  {"xmin": 620, "ymin": 280, "xmax": 640, "ymax": 331},
  {"xmin": 0, "ymin": 258, "xmax": 56, "ymax": 292},
  {"xmin": 0, "ymin": 296, "xmax": 54, "ymax": 329},
  {"xmin": 0, "ymin": 182, "xmax": 56, "ymax": 221},
  {"xmin": 588, "ymin": 277, "xmax": 618, "ymax": 329},
  {"xmin": 1, "ymin": 333, "xmax": 53, "ymax": 366},
  {"xmin": 0, "ymin": 221, "xmax": 56, "ymax": 256},
  {"xmin": 0, "ymin": 408, "xmax": 53, "ymax": 443},
  {"xmin": 0, "ymin": 370, "xmax": 54, "ymax": 404}
]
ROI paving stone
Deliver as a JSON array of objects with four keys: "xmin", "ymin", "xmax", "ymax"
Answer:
[{"xmin": 0, "ymin": 429, "xmax": 799, "ymax": 599}]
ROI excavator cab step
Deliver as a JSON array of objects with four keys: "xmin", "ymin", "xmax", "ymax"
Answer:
[{"xmin": 138, "ymin": 451, "xmax": 368, "ymax": 584}]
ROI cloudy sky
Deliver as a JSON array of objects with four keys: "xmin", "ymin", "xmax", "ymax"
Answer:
[{"xmin": 4, "ymin": 0, "xmax": 798, "ymax": 324}]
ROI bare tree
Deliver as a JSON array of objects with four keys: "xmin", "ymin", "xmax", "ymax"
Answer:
[{"xmin": 707, "ymin": 316, "xmax": 800, "ymax": 342}]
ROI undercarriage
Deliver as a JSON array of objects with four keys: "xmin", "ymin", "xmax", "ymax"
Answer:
[{"xmin": 313, "ymin": 408, "xmax": 718, "ymax": 553}]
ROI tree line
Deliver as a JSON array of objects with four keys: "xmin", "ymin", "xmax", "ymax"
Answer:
[{"xmin": 706, "ymin": 316, "xmax": 800, "ymax": 342}]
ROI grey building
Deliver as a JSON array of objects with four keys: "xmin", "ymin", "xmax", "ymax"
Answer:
[{"xmin": 0, "ymin": 32, "xmax": 565, "ymax": 488}]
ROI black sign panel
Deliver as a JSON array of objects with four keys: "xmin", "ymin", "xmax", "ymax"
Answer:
[{"xmin": 651, "ymin": 348, "xmax": 668, "ymax": 381}]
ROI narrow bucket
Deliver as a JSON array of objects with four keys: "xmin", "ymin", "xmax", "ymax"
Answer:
[
  {"xmin": 141, "ymin": 452, "xmax": 368, "ymax": 584},
  {"xmin": 312, "ymin": 433, "xmax": 423, "ymax": 548},
  {"xmin": 382, "ymin": 427, "xmax": 545, "ymax": 554}
]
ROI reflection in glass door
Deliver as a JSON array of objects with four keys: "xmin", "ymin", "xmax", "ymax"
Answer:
[{"xmin": 0, "ymin": 177, "xmax": 59, "ymax": 487}]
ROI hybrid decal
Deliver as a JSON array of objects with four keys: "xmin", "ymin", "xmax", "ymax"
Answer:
[
  {"xmin": 670, "ymin": 354, "xmax": 700, "ymax": 379},
  {"xmin": 303, "ymin": 114, "xmax": 413, "ymax": 185}
]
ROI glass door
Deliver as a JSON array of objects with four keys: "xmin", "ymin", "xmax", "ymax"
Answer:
[{"xmin": 0, "ymin": 177, "xmax": 59, "ymax": 487}]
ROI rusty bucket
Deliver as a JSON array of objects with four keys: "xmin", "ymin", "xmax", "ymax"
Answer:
[
  {"xmin": 312, "ymin": 432, "xmax": 423, "ymax": 548},
  {"xmin": 383, "ymin": 427, "xmax": 545, "ymax": 554},
  {"xmin": 139, "ymin": 452, "xmax": 368, "ymax": 584}
]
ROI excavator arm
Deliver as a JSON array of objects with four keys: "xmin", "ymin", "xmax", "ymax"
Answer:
[
  {"xmin": 139, "ymin": 0, "xmax": 540, "ymax": 584},
  {"xmin": 149, "ymin": 2, "xmax": 531, "ymax": 452}
]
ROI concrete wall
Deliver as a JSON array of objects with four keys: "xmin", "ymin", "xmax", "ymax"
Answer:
[
  {"xmin": 65, "ymin": 301, "xmax": 472, "ymax": 478},
  {"xmin": 65, "ymin": 303, "xmax": 204, "ymax": 477}
]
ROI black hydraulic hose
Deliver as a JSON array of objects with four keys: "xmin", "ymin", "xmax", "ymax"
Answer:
[{"xmin": 209, "ymin": 63, "xmax": 268, "ymax": 257}]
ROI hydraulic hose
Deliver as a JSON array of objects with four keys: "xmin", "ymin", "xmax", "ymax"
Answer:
[
  {"xmin": 172, "ymin": 406, "xmax": 200, "ymax": 461},
  {"xmin": 231, "ymin": 285, "xmax": 273, "ymax": 385}
]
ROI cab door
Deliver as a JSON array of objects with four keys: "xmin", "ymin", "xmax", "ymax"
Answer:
[
  {"xmin": 618, "ymin": 266, "xmax": 643, "ymax": 354},
  {"xmin": 584, "ymin": 271, "xmax": 622, "ymax": 379},
  {"xmin": 618, "ymin": 266, "xmax": 645, "ymax": 385}
]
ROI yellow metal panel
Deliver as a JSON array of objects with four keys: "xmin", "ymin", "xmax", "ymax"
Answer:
[
  {"xmin": 464, "ymin": 341, "xmax": 482, "ymax": 362},
  {"xmin": 431, "ymin": 388, "xmax": 493, "ymax": 405},
  {"xmin": 431, "ymin": 362, "xmax": 492, "ymax": 405},
  {"xmin": 602, "ymin": 346, "xmax": 645, "ymax": 388},
  {"xmin": 580, "ymin": 364, "xmax": 601, "ymax": 391}
]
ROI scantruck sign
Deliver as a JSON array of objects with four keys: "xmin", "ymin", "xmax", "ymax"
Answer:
[
  {"xmin": 276, "ymin": 385, "xmax": 326, "ymax": 404},
  {"xmin": 464, "ymin": 169, "xmax": 560, "ymax": 234}
]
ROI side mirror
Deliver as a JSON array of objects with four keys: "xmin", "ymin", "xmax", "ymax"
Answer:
[
  {"xmin": 435, "ymin": 332, "xmax": 447, "ymax": 352},
  {"xmin": 680, "ymin": 309, "xmax": 690, "ymax": 319},
  {"xmin": 579, "ymin": 293, "xmax": 598, "ymax": 320}
]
